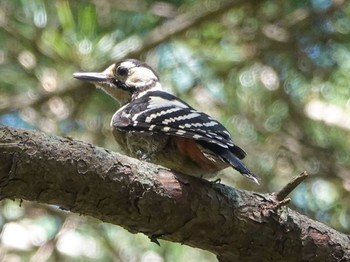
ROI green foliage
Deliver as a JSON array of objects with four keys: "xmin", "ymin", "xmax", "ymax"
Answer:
[{"xmin": 1, "ymin": 0, "xmax": 350, "ymax": 260}]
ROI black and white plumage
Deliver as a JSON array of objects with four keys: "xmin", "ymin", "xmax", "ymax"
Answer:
[{"xmin": 74, "ymin": 59, "xmax": 259, "ymax": 184}]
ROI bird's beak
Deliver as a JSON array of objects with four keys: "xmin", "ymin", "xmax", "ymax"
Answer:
[
  {"xmin": 74, "ymin": 64, "xmax": 115, "ymax": 83},
  {"xmin": 73, "ymin": 72, "xmax": 109, "ymax": 82}
]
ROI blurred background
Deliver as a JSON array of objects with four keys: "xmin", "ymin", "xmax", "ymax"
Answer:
[{"xmin": 1, "ymin": 0, "xmax": 350, "ymax": 261}]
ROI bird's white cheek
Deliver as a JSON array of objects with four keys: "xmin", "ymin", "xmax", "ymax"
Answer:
[{"xmin": 128, "ymin": 67, "xmax": 157, "ymax": 85}]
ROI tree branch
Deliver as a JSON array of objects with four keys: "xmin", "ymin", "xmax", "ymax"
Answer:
[
  {"xmin": 276, "ymin": 171, "xmax": 309, "ymax": 201},
  {"xmin": 0, "ymin": 125, "xmax": 349, "ymax": 261},
  {"xmin": 120, "ymin": 0, "xmax": 258, "ymax": 59}
]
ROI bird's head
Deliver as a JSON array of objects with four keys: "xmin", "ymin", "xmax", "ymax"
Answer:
[{"xmin": 73, "ymin": 59, "xmax": 161, "ymax": 105}]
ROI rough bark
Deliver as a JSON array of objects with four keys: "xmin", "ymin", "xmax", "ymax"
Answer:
[{"xmin": 0, "ymin": 125, "xmax": 349, "ymax": 262}]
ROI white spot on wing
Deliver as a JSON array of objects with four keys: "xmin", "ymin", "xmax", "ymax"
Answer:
[
  {"xmin": 203, "ymin": 121, "xmax": 218, "ymax": 127},
  {"xmin": 162, "ymin": 112, "xmax": 200, "ymax": 125},
  {"xmin": 223, "ymin": 130, "xmax": 231, "ymax": 137},
  {"xmin": 179, "ymin": 123, "xmax": 203, "ymax": 129},
  {"xmin": 176, "ymin": 130, "xmax": 186, "ymax": 135},
  {"xmin": 209, "ymin": 140, "xmax": 228, "ymax": 148},
  {"xmin": 145, "ymin": 107, "xmax": 182, "ymax": 123},
  {"xmin": 132, "ymin": 114, "xmax": 139, "ymax": 121}
]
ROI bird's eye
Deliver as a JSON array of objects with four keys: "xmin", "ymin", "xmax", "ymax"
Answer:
[{"xmin": 116, "ymin": 66, "xmax": 128, "ymax": 76}]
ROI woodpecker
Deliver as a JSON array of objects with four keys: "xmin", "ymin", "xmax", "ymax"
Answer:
[{"xmin": 73, "ymin": 59, "xmax": 259, "ymax": 184}]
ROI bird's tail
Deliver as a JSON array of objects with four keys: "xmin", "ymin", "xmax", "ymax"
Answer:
[{"xmin": 222, "ymin": 151, "xmax": 260, "ymax": 185}]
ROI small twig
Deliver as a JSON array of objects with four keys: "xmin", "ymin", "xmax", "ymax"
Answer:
[
  {"xmin": 273, "ymin": 198, "xmax": 291, "ymax": 210},
  {"xmin": 276, "ymin": 171, "xmax": 309, "ymax": 201}
]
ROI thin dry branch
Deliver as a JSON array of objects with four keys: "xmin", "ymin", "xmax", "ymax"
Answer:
[
  {"xmin": 125, "ymin": 0, "xmax": 257, "ymax": 58},
  {"xmin": 276, "ymin": 171, "xmax": 309, "ymax": 201},
  {"xmin": 0, "ymin": 125, "xmax": 349, "ymax": 262}
]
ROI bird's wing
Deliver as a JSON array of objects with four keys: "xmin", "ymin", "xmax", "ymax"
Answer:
[{"xmin": 111, "ymin": 91, "xmax": 246, "ymax": 159}]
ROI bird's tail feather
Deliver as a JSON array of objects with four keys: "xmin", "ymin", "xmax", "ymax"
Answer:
[{"xmin": 223, "ymin": 151, "xmax": 260, "ymax": 185}]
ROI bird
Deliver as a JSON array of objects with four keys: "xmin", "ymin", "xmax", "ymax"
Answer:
[{"xmin": 73, "ymin": 59, "xmax": 259, "ymax": 184}]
